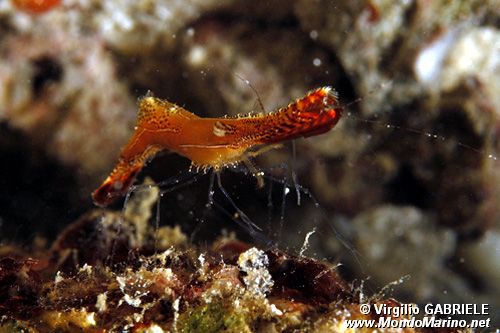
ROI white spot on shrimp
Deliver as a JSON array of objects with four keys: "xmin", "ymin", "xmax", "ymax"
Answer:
[
  {"xmin": 213, "ymin": 122, "xmax": 227, "ymax": 137},
  {"xmin": 113, "ymin": 181, "xmax": 123, "ymax": 190}
]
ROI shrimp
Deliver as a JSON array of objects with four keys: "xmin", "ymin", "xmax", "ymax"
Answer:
[{"xmin": 92, "ymin": 87, "xmax": 343, "ymax": 207}]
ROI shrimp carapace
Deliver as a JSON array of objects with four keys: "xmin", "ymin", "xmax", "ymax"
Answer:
[{"xmin": 92, "ymin": 87, "xmax": 343, "ymax": 206}]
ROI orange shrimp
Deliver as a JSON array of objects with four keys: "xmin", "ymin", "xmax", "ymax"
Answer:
[
  {"xmin": 12, "ymin": 0, "xmax": 60, "ymax": 13},
  {"xmin": 92, "ymin": 87, "xmax": 343, "ymax": 207}
]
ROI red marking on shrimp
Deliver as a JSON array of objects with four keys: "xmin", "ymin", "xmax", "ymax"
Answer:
[
  {"xmin": 92, "ymin": 87, "xmax": 343, "ymax": 206},
  {"xmin": 12, "ymin": 0, "xmax": 60, "ymax": 14}
]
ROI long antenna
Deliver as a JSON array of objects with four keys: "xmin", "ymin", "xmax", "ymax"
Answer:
[{"xmin": 234, "ymin": 73, "xmax": 266, "ymax": 113}]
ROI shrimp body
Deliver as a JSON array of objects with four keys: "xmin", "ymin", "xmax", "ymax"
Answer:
[{"xmin": 92, "ymin": 87, "xmax": 343, "ymax": 206}]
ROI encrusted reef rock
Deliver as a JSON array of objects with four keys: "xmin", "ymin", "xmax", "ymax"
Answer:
[{"xmin": 0, "ymin": 190, "xmax": 430, "ymax": 332}]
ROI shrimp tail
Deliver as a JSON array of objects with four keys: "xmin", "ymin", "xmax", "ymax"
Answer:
[
  {"xmin": 92, "ymin": 145, "xmax": 163, "ymax": 207},
  {"xmin": 92, "ymin": 160, "xmax": 143, "ymax": 207}
]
